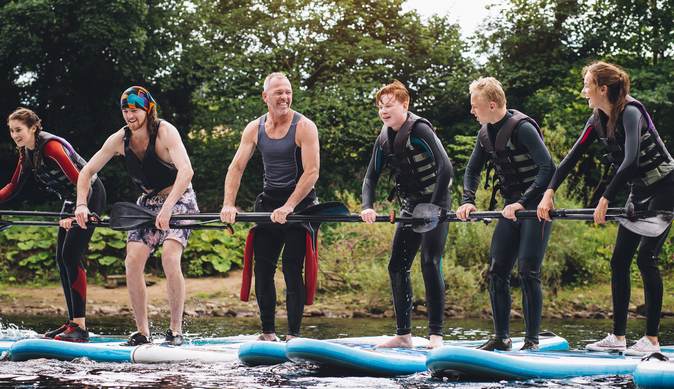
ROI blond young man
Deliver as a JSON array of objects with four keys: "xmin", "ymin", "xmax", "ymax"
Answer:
[{"xmin": 456, "ymin": 77, "xmax": 555, "ymax": 351}]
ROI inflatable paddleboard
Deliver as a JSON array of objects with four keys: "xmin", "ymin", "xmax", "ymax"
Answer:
[
  {"xmin": 238, "ymin": 336, "xmax": 431, "ymax": 366},
  {"xmin": 633, "ymin": 354, "xmax": 674, "ymax": 389},
  {"xmin": 9, "ymin": 335, "xmax": 256, "ymax": 363},
  {"xmin": 284, "ymin": 334, "xmax": 568, "ymax": 376},
  {"xmin": 426, "ymin": 346, "xmax": 673, "ymax": 380}
]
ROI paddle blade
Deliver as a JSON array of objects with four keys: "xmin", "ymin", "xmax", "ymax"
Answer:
[
  {"xmin": 617, "ymin": 213, "xmax": 672, "ymax": 238},
  {"xmin": 411, "ymin": 203, "xmax": 442, "ymax": 233},
  {"xmin": 110, "ymin": 202, "xmax": 156, "ymax": 231},
  {"xmin": 295, "ymin": 201, "xmax": 350, "ymax": 216}
]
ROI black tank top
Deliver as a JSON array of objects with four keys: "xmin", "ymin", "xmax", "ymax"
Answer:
[{"xmin": 123, "ymin": 121, "xmax": 177, "ymax": 194}]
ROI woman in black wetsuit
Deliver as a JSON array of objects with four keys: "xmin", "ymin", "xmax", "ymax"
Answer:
[
  {"xmin": 538, "ymin": 61, "xmax": 674, "ymax": 355},
  {"xmin": 1, "ymin": 108, "xmax": 106, "ymax": 342}
]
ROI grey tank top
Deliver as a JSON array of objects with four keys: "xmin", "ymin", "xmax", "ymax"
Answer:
[{"xmin": 257, "ymin": 112, "xmax": 304, "ymax": 190}]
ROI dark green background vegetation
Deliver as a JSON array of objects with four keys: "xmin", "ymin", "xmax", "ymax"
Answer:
[{"xmin": 1, "ymin": 0, "xmax": 673, "ymax": 302}]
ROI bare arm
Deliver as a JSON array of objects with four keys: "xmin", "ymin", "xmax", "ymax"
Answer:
[
  {"xmin": 285, "ymin": 118, "xmax": 320, "ymax": 209},
  {"xmin": 223, "ymin": 120, "xmax": 258, "ymax": 207},
  {"xmin": 157, "ymin": 122, "xmax": 194, "ymax": 211},
  {"xmin": 75, "ymin": 130, "xmax": 124, "ymax": 227},
  {"xmin": 220, "ymin": 120, "xmax": 258, "ymax": 224}
]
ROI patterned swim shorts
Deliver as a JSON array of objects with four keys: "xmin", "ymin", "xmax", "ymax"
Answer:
[{"xmin": 127, "ymin": 187, "xmax": 199, "ymax": 251}]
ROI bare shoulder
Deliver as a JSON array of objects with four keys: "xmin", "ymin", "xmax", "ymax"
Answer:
[
  {"xmin": 104, "ymin": 129, "xmax": 126, "ymax": 154},
  {"xmin": 241, "ymin": 118, "xmax": 260, "ymax": 143},
  {"xmin": 296, "ymin": 115, "xmax": 318, "ymax": 137},
  {"xmin": 157, "ymin": 120, "xmax": 181, "ymax": 138}
]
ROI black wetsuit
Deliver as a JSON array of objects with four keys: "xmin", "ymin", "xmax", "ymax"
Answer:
[
  {"xmin": 462, "ymin": 111, "xmax": 555, "ymax": 343},
  {"xmin": 253, "ymin": 112, "xmax": 317, "ymax": 337},
  {"xmin": 362, "ymin": 113, "xmax": 453, "ymax": 336},
  {"xmin": 0, "ymin": 132, "xmax": 106, "ymax": 320},
  {"xmin": 549, "ymin": 99, "xmax": 674, "ymax": 337}
]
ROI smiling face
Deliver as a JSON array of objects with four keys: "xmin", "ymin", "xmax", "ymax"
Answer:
[
  {"xmin": 582, "ymin": 71, "xmax": 608, "ymax": 110},
  {"xmin": 262, "ymin": 77, "xmax": 293, "ymax": 116},
  {"xmin": 377, "ymin": 93, "xmax": 408, "ymax": 130},
  {"xmin": 8, "ymin": 119, "xmax": 37, "ymax": 149},
  {"xmin": 121, "ymin": 108, "xmax": 148, "ymax": 132}
]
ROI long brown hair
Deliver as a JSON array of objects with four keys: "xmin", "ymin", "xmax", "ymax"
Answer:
[
  {"xmin": 7, "ymin": 107, "xmax": 44, "ymax": 165},
  {"xmin": 582, "ymin": 61, "xmax": 630, "ymax": 138}
]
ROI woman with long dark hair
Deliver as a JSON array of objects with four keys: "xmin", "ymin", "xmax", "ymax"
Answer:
[
  {"xmin": 1, "ymin": 107, "xmax": 106, "ymax": 342},
  {"xmin": 538, "ymin": 61, "xmax": 674, "ymax": 355}
]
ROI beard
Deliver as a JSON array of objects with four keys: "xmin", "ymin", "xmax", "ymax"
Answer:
[{"xmin": 127, "ymin": 116, "xmax": 147, "ymax": 131}]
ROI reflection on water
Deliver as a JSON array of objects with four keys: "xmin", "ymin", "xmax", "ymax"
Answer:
[{"xmin": 0, "ymin": 315, "xmax": 671, "ymax": 388}]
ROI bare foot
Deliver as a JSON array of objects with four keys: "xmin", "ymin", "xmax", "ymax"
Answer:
[
  {"xmin": 257, "ymin": 333, "xmax": 280, "ymax": 342},
  {"xmin": 428, "ymin": 335, "xmax": 443, "ymax": 349},
  {"xmin": 376, "ymin": 334, "xmax": 413, "ymax": 348},
  {"xmin": 285, "ymin": 335, "xmax": 297, "ymax": 342}
]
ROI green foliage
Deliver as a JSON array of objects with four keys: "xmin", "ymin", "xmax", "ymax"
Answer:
[
  {"xmin": 182, "ymin": 228, "xmax": 248, "ymax": 277},
  {"xmin": 0, "ymin": 224, "xmax": 248, "ymax": 283}
]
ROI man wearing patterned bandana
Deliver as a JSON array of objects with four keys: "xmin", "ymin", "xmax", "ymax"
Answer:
[{"xmin": 75, "ymin": 86, "xmax": 198, "ymax": 346}]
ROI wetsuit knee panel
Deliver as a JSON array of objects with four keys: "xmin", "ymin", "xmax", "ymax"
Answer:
[{"xmin": 488, "ymin": 271, "xmax": 510, "ymax": 292}]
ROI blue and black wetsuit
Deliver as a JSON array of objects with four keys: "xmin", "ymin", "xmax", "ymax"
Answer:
[
  {"xmin": 362, "ymin": 112, "xmax": 453, "ymax": 336},
  {"xmin": 549, "ymin": 97, "xmax": 674, "ymax": 338},
  {"xmin": 462, "ymin": 110, "xmax": 555, "ymax": 343}
]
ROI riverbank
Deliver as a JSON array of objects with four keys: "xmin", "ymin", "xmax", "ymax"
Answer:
[{"xmin": 1, "ymin": 272, "xmax": 673, "ymax": 321}]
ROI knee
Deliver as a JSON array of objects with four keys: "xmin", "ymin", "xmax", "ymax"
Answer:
[
  {"xmin": 518, "ymin": 269, "xmax": 541, "ymax": 286},
  {"xmin": 636, "ymin": 253, "xmax": 660, "ymax": 272},
  {"xmin": 488, "ymin": 269, "xmax": 509, "ymax": 289},
  {"xmin": 125, "ymin": 253, "xmax": 145, "ymax": 272}
]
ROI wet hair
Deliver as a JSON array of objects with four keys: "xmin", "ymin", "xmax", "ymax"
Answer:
[
  {"xmin": 583, "ymin": 61, "xmax": 630, "ymax": 139},
  {"xmin": 469, "ymin": 77, "xmax": 507, "ymax": 108},
  {"xmin": 7, "ymin": 107, "xmax": 44, "ymax": 165},
  {"xmin": 263, "ymin": 72, "xmax": 289, "ymax": 92},
  {"xmin": 375, "ymin": 80, "xmax": 410, "ymax": 106}
]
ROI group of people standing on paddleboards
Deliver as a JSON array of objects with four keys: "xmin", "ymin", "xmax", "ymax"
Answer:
[{"xmin": 1, "ymin": 61, "xmax": 671, "ymax": 356}]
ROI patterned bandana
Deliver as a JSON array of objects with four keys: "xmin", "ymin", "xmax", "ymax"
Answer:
[{"xmin": 120, "ymin": 86, "xmax": 156, "ymax": 112}]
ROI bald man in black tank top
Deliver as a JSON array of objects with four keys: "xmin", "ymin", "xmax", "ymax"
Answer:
[{"xmin": 220, "ymin": 72, "xmax": 320, "ymax": 341}]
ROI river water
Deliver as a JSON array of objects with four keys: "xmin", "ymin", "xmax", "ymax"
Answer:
[{"xmin": 1, "ymin": 314, "xmax": 672, "ymax": 388}]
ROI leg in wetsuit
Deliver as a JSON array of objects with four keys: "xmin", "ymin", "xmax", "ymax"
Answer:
[
  {"xmin": 487, "ymin": 201, "xmax": 551, "ymax": 344},
  {"xmin": 388, "ymin": 207, "xmax": 448, "ymax": 336},
  {"xmin": 253, "ymin": 189, "xmax": 316, "ymax": 337},
  {"xmin": 56, "ymin": 179, "xmax": 106, "ymax": 321},
  {"xmin": 610, "ymin": 178, "xmax": 674, "ymax": 338}
]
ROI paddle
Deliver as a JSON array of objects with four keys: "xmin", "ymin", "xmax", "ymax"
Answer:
[
  {"xmin": 0, "ymin": 219, "xmax": 110, "ymax": 230},
  {"xmin": 109, "ymin": 201, "xmax": 359, "ymax": 231},
  {"xmin": 405, "ymin": 203, "xmax": 673, "ymax": 237},
  {"xmin": 0, "ymin": 210, "xmax": 76, "ymax": 218}
]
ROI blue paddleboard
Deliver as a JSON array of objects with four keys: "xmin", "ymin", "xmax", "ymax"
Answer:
[
  {"xmin": 426, "ymin": 346, "xmax": 674, "ymax": 380},
  {"xmin": 9, "ymin": 335, "xmax": 255, "ymax": 363},
  {"xmin": 285, "ymin": 334, "xmax": 568, "ymax": 376},
  {"xmin": 633, "ymin": 356, "xmax": 674, "ymax": 389}
]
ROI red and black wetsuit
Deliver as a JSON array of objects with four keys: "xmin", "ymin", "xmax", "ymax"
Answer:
[{"xmin": 0, "ymin": 131, "xmax": 106, "ymax": 320}]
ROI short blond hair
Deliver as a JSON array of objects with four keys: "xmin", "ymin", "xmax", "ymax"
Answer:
[{"xmin": 469, "ymin": 77, "xmax": 507, "ymax": 108}]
